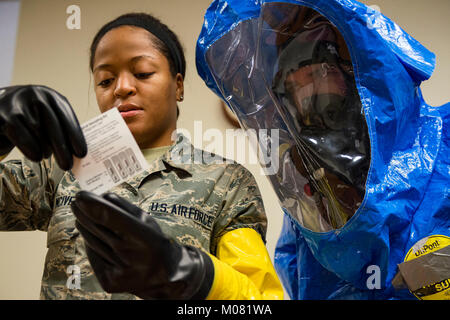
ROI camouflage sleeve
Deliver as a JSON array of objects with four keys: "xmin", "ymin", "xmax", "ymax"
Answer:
[
  {"xmin": 211, "ymin": 164, "xmax": 268, "ymax": 255},
  {"xmin": 0, "ymin": 156, "xmax": 63, "ymax": 231}
]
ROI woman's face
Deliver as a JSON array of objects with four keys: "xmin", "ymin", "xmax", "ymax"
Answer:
[{"xmin": 92, "ymin": 26, "xmax": 183, "ymax": 148}]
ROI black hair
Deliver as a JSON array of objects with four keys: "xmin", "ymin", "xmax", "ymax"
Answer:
[{"xmin": 89, "ymin": 12, "xmax": 186, "ymax": 78}]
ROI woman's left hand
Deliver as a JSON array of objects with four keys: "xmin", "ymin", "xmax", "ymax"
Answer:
[{"xmin": 71, "ymin": 191, "xmax": 214, "ymax": 300}]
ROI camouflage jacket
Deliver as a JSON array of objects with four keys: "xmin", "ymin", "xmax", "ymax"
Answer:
[{"xmin": 0, "ymin": 133, "xmax": 267, "ymax": 299}]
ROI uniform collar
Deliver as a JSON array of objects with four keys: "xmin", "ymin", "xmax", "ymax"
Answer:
[{"xmin": 124, "ymin": 133, "xmax": 195, "ymax": 191}]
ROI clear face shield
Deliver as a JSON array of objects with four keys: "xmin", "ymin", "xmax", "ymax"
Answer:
[{"xmin": 206, "ymin": 2, "xmax": 371, "ymax": 232}]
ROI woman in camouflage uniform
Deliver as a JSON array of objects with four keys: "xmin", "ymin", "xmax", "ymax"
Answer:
[{"xmin": 0, "ymin": 13, "xmax": 283, "ymax": 300}]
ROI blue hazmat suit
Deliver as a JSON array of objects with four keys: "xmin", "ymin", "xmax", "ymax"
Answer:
[{"xmin": 196, "ymin": 0, "xmax": 450, "ymax": 299}]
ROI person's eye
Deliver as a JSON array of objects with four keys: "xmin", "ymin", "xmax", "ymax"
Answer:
[
  {"xmin": 135, "ymin": 72, "xmax": 154, "ymax": 80},
  {"xmin": 97, "ymin": 78, "xmax": 113, "ymax": 87}
]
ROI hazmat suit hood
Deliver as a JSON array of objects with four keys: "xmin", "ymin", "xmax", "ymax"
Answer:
[{"xmin": 196, "ymin": 0, "xmax": 450, "ymax": 299}]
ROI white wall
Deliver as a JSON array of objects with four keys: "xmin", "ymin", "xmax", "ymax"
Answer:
[
  {"xmin": 359, "ymin": 0, "xmax": 450, "ymax": 107},
  {"xmin": 0, "ymin": 1, "xmax": 20, "ymax": 87}
]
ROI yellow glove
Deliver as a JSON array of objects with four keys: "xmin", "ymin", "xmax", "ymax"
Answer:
[{"xmin": 206, "ymin": 228, "xmax": 283, "ymax": 300}]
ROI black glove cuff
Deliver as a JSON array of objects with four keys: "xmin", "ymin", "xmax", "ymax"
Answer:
[
  {"xmin": 0, "ymin": 141, "xmax": 14, "ymax": 157},
  {"xmin": 0, "ymin": 87, "xmax": 16, "ymax": 156},
  {"xmin": 189, "ymin": 248, "xmax": 214, "ymax": 300}
]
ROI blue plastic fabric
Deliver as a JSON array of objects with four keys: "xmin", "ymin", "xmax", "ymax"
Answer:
[{"xmin": 196, "ymin": 0, "xmax": 449, "ymax": 299}]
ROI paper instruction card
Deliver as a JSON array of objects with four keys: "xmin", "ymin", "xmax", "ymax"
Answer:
[{"xmin": 72, "ymin": 108, "xmax": 148, "ymax": 195}]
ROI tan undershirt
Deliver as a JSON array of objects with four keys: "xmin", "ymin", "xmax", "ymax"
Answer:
[{"xmin": 141, "ymin": 145, "xmax": 172, "ymax": 164}]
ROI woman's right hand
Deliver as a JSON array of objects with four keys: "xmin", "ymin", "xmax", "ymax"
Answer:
[{"xmin": 0, "ymin": 85, "xmax": 88, "ymax": 170}]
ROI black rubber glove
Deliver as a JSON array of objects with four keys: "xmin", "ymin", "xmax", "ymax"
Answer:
[
  {"xmin": 0, "ymin": 85, "xmax": 87, "ymax": 170},
  {"xmin": 71, "ymin": 191, "xmax": 215, "ymax": 300}
]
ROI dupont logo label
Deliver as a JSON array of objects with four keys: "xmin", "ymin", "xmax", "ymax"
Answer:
[
  {"xmin": 412, "ymin": 238, "xmax": 442, "ymax": 258},
  {"xmin": 405, "ymin": 235, "xmax": 450, "ymax": 300}
]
